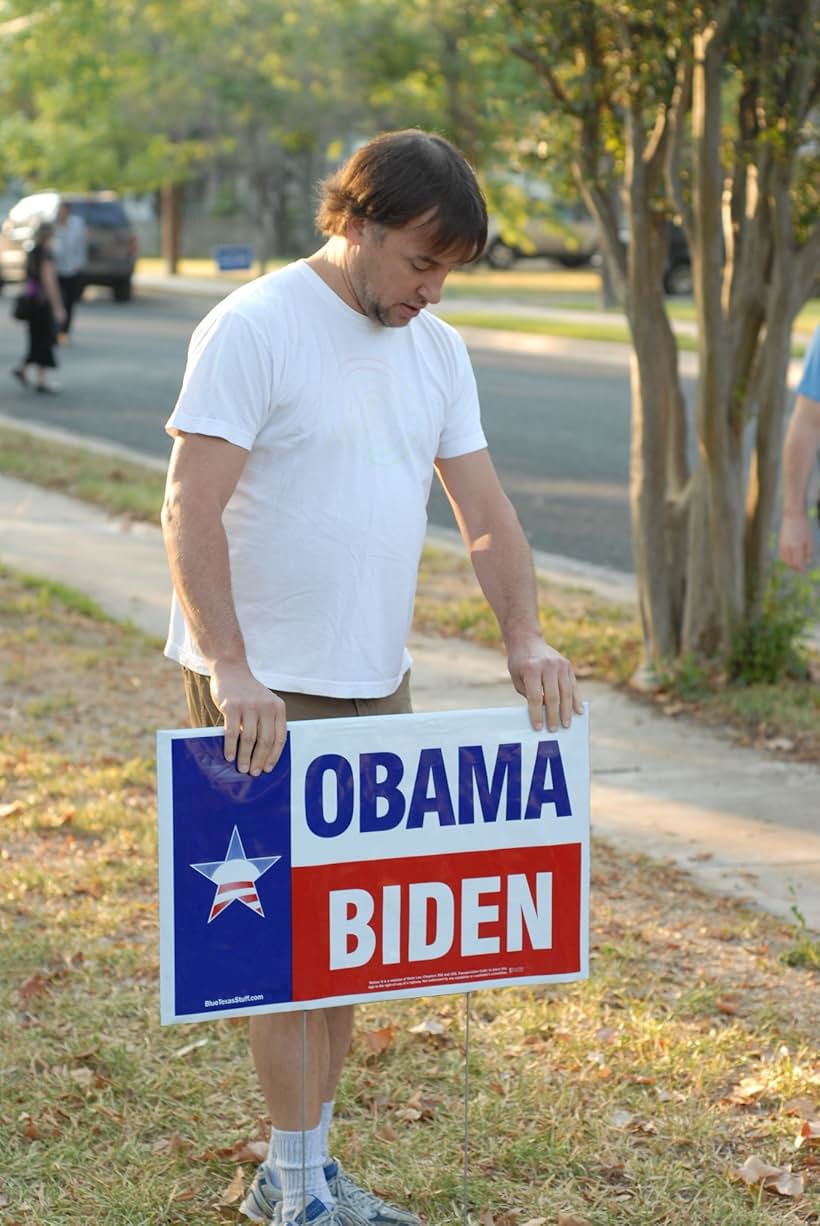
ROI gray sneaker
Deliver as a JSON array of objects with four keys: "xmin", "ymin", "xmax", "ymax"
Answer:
[
  {"xmin": 240, "ymin": 1164, "xmax": 281, "ymax": 1223},
  {"xmin": 281, "ymin": 1196, "xmax": 347, "ymax": 1226},
  {"xmin": 327, "ymin": 1160, "xmax": 420, "ymax": 1225}
]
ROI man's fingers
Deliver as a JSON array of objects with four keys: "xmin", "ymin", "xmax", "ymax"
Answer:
[
  {"xmin": 235, "ymin": 717, "xmax": 259, "ymax": 775},
  {"xmin": 249, "ymin": 707, "xmax": 288, "ymax": 776},
  {"xmin": 264, "ymin": 712, "xmax": 288, "ymax": 773},
  {"xmin": 520, "ymin": 661, "xmax": 579, "ymax": 733},
  {"xmin": 210, "ymin": 674, "xmax": 287, "ymax": 775},
  {"xmin": 222, "ymin": 705, "xmax": 241, "ymax": 764},
  {"xmin": 526, "ymin": 684, "xmax": 545, "ymax": 732}
]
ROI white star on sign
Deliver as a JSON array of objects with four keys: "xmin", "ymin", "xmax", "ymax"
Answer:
[{"xmin": 190, "ymin": 826, "xmax": 280, "ymax": 923}]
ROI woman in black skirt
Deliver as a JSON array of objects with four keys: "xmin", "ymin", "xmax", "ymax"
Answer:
[{"xmin": 11, "ymin": 223, "xmax": 67, "ymax": 394}]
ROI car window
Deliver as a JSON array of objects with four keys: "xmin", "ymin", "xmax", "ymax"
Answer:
[{"xmin": 72, "ymin": 202, "xmax": 130, "ymax": 228}]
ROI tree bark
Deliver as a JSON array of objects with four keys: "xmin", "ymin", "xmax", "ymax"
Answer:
[
  {"xmin": 682, "ymin": 20, "xmax": 744, "ymax": 657},
  {"xmin": 623, "ymin": 104, "xmax": 679, "ymax": 663},
  {"xmin": 160, "ymin": 182, "xmax": 182, "ymax": 276}
]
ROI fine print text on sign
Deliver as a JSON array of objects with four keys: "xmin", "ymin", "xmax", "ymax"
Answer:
[{"xmin": 156, "ymin": 705, "xmax": 590, "ymax": 1024}]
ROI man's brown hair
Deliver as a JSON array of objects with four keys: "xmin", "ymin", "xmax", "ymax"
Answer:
[{"xmin": 315, "ymin": 129, "xmax": 487, "ymax": 263}]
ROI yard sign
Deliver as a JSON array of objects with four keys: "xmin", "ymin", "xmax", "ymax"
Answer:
[{"xmin": 157, "ymin": 705, "xmax": 590, "ymax": 1024}]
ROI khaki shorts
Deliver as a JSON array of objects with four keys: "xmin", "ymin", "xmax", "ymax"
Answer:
[{"xmin": 182, "ymin": 667, "xmax": 413, "ymax": 728}]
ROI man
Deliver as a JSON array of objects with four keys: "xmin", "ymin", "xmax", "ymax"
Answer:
[
  {"xmin": 161, "ymin": 129, "xmax": 583, "ymax": 1226},
  {"xmin": 54, "ymin": 200, "xmax": 87, "ymax": 339},
  {"xmin": 779, "ymin": 324, "xmax": 820, "ymax": 572}
]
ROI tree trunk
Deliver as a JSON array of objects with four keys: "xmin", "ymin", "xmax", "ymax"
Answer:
[
  {"xmin": 624, "ymin": 190, "xmax": 679, "ymax": 663},
  {"xmin": 743, "ymin": 178, "xmax": 802, "ymax": 611},
  {"xmin": 598, "ymin": 251, "xmax": 620, "ymax": 310},
  {"xmin": 161, "ymin": 183, "xmax": 182, "ymax": 276},
  {"xmin": 681, "ymin": 21, "xmax": 744, "ymax": 658}
]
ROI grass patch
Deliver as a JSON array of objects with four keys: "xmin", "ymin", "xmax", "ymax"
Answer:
[
  {"xmin": 415, "ymin": 547, "xmax": 642, "ymax": 685},
  {"xmin": 1, "ymin": 566, "xmax": 818, "ymax": 1224},
  {"xmin": 0, "ymin": 424, "xmax": 165, "ymax": 522},
  {"xmin": 440, "ymin": 312, "xmax": 650, "ymax": 348},
  {"xmin": 440, "ymin": 313, "xmax": 806, "ymax": 358}
]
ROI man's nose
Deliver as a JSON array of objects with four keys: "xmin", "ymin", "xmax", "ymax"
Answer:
[{"xmin": 420, "ymin": 269, "xmax": 448, "ymax": 305}]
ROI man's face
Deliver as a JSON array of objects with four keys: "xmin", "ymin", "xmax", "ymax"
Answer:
[{"xmin": 345, "ymin": 214, "xmax": 466, "ymax": 328}]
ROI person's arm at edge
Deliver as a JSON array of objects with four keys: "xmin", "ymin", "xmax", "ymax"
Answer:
[
  {"xmin": 435, "ymin": 448, "xmax": 584, "ymax": 732},
  {"xmin": 779, "ymin": 393, "xmax": 820, "ymax": 572},
  {"xmin": 161, "ymin": 431, "xmax": 287, "ymax": 774}
]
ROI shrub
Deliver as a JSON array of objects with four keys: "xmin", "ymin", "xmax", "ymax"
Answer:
[{"xmin": 729, "ymin": 562, "xmax": 819, "ymax": 685}]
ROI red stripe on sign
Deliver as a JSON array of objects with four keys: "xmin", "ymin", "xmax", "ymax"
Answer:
[
  {"xmin": 217, "ymin": 880, "xmax": 254, "ymax": 894},
  {"xmin": 291, "ymin": 843, "xmax": 581, "ymax": 1001}
]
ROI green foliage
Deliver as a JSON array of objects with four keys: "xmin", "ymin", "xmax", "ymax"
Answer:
[
  {"xmin": 780, "ymin": 903, "xmax": 820, "ymax": 970},
  {"xmin": 729, "ymin": 562, "xmax": 819, "ymax": 686},
  {"xmin": 654, "ymin": 651, "xmax": 711, "ymax": 700}
]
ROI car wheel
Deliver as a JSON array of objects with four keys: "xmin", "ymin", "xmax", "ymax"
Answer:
[
  {"xmin": 664, "ymin": 260, "xmax": 693, "ymax": 296},
  {"xmin": 112, "ymin": 277, "xmax": 132, "ymax": 302},
  {"xmin": 486, "ymin": 238, "xmax": 517, "ymax": 271}
]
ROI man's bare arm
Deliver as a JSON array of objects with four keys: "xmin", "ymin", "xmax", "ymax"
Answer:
[
  {"xmin": 779, "ymin": 394, "xmax": 820, "ymax": 572},
  {"xmin": 161, "ymin": 432, "xmax": 286, "ymax": 774},
  {"xmin": 436, "ymin": 449, "xmax": 583, "ymax": 732}
]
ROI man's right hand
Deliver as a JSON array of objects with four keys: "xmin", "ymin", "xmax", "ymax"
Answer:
[
  {"xmin": 779, "ymin": 512, "xmax": 813, "ymax": 572},
  {"xmin": 209, "ymin": 661, "xmax": 287, "ymax": 776}
]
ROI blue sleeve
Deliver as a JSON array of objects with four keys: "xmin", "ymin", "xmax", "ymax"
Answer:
[{"xmin": 797, "ymin": 325, "xmax": 820, "ymax": 401}]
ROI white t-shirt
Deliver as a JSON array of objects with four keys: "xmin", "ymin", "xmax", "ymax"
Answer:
[{"xmin": 164, "ymin": 260, "xmax": 487, "ymax": 697}]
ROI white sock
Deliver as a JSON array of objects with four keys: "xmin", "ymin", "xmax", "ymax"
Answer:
[
  {"xmin": 271, "ymin": 1123, "xmax": 333, "ymax": 1220},
  {"xmin": 319, "ymin": 1100, "xmax": 334, "ymax": 1165}
]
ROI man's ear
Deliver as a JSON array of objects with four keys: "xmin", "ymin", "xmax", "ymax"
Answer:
[{"xmin": 345, "ymin": 216, "xmax": 366, "ymax": 246}]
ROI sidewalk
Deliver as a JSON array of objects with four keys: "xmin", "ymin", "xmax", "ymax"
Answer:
[{"xmin": 2, "ymin": 471, "xmax": 818, "ymax": 932}]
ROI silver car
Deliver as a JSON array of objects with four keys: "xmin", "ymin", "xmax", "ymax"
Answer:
[{"xmin": 0, "ymin": 190, "xmax": 137, "ymax": 300}]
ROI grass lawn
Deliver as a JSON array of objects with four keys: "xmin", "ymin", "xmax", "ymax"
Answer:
[{"xmin": 1, "ymin": 567, "xmax": 818, "ymax": 1225}]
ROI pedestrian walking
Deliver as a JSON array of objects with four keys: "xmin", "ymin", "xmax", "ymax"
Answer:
[
  {"xmin": 11, "ymin": 223, "xmax": 66, "ymax": 395},
  {"xmin": 54, "ymin": 200, "xmax": 87, "ymax": 340},
  {"xmin": 161, "ymin": 128, "xmax": 583, "ymax": 1226}
]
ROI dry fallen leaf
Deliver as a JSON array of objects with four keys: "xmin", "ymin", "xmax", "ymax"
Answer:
[
  {"xmin": 18, "ymin": 973, "xmax": 51, "ymax": 1003},
  {"xmin": 795, "ymin": 1120, "xmax": 820, "ymax": 1149},
  {"xmin": 558, "ymin": 1215, "xmax": 592, "ymax": 1226},
  {"xmin": 0, "ymin": 801, "xmax": 24, "ymax": 818},
  {"xmin": 715, "ymin": 999, "xmax": 738, "ymax": 1016},
  {"xmin": 404, "ymin": 1090, "xmax": 438, "ymax": 1119},
  {"xmin": 363, "ymin": 1026, "xmax": 397, "ymax": 1055},
  {"xmin": 174, "ymin": 1037, "xmax": 209, "ymax": 1059},
  {"xmin": 408, "ymin": 1017, "xmax": 449, "ymax": 1036},
  {"xmin": 736, "ymin": 1156, "xmax": 805, "ymax": 1197},
  {"xmin": 727, "ymin": 1077, "xmax": 767, "ymax": 1104},
  {"xmin": 213, "ymin": 1166, "xmax": 246, "ymax": 1207},
  {"xmin": 784, "ymin": 1097, "xmax": 818, "ymax": 1118}
]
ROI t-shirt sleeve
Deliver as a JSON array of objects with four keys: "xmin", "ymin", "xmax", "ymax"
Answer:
[
  {"xmin": 436, "ymin": 330, "xmax": 487, "ymax": 460},
  {"xmin": 797, "ymin": 325, "xmax": 820, "ymax": 403},
  {"xmin": 166, "ymin": 307, "xmax": 274, "ymax": 450}
]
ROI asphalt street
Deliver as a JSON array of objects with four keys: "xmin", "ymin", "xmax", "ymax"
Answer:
[{"xmin": 1, "ymin": 285, "xmax": 646, "ymax": 572}]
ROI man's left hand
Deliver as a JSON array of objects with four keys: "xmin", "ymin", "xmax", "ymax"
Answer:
[{"xmin": 508, "ymin": 638, "xmax": 584, "ymax": 732}]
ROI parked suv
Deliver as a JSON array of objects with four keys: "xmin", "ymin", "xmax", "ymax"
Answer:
[
  {"xmin": 484, "ymin": 200, "xmax": 598, "ymax": 270},
  {"xmin": 0, "ymin": 191, "xmax": 137, "ymax": 300}
]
